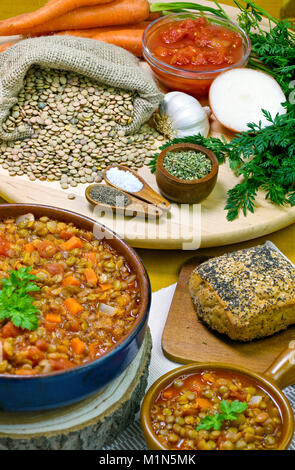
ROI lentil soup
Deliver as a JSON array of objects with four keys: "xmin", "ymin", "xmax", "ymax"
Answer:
[
  {"xmin": 0, "ymin": 213, "xmax": 141, "ymax": 376},
  {"xmin": 150, "ymin": 369, "xmax": 283, "ymax": 450}
]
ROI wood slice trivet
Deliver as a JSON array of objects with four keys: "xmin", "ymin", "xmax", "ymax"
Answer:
[
  {"xmin": 162, "ymin": 257, "xmax": 295, "ymax": 373},
  {"xmin": 0, "ymin": 329, "xmax": 152, "ymax": 450}
]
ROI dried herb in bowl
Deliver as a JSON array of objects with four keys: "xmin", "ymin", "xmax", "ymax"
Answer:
[{"xmin": 163, "ymin": 150, "xmax": 212, "ymax": 180}]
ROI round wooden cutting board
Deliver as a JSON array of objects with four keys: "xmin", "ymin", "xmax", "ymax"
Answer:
[{"xmin": 0, "ymin": 1, "xmax": 294, "ymax": 250}]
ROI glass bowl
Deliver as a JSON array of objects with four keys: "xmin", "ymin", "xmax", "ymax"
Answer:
[{"xmin": 142, "ymin": 12, "xmax": 251, "ymax": 97}]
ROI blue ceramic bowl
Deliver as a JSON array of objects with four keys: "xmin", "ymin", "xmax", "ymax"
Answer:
[{"xmin": 0, "ymin": 204, "xmax": 151, "ymax": 411}]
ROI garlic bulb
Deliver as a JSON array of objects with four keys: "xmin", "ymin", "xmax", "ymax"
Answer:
[{"xmin": 158, "ymin": 91, "xmax": 210, "ymax": 139}]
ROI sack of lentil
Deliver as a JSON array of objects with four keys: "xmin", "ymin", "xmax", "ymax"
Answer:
[{"xmin": 0, "ymin": 36, "xmax": 163, "ymax": 142}]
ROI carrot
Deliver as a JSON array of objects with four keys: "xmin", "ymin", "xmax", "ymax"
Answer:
[
  {"xmin": 84, "ymin": 268, "xmax": 98, "ymax": 285},
  {"xmin": 0, "ymin": 42, "xmax": 14, "ymax": 52},
  {"xmin": 62, "ymin": 275, "xmax": 80, "ymax": 287},
  {"xmin": 162, "ymin": 389, "xmax": 175, "ymax": 399},
  {"xmin": 15, "ymin": 369, "xmax": 37, "ymax": 375},
  {"xmin": 22, "ymin": 0, "xmax": 150, "ymax": 35},
  {"xmin": 56, "ymin": 22, "xmax": 149, "ymax": 38},
  {"xmin": 45, "ymin": 313, "xmax": 62, "ymax": 323},
  {"xmin": 71, "ymin": 337, "xmax": 86, "ymax": 355},
  {"xmin": 99, "ymin": 282, "xmax": 112, "ymax": 291},
  {"xmin": 83, "ymin": 252, "xmax": 97, "ymax": 265},
  {"xmin": 60, "ymin": 235, "xmax": 82, "ymax": 251},
  {"xmin": 24, "ymin": 242, "xmax": 35, "ymax": 254},
  {"xmin": 0, "ymin": 0, "xmax": 114, "ymax": 36},
  {"xmin": 92, "ymin": 28, "xmax": 144, "ymax": 56},
  {"xmin": 196, "ymin": 398, "xmax": 213, "ymax": 409},
  {"xmin": 64, "ymin": 297, "xmax": 84, "ymax": 315}
]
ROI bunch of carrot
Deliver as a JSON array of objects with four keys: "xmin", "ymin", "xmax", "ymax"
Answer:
[{"xmin": 0, "ymin": 0, "xmax": 159, "ymax": 57}]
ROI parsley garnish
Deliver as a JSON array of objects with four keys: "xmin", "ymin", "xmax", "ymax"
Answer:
[
  {"xmin": 0, "ymin": 267, "xmax": 40, "ymax": 331},
  {"xmin": 196, "ymin": 400, "xmax": 248, "ymax": 431}
]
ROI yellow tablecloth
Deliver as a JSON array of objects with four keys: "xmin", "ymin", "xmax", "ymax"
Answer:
[{"xmin": 0, "ymin": 0, "xmax": 293, "ymax": 293}]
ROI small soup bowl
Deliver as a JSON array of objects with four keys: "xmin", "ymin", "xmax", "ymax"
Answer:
[
  {"xmin": 141, "ymin": 344, "xmax": 295, "ymax": 450},
  {"xmin": 155, "ymin": 143, "xmax": 219, "ymax": 204}
]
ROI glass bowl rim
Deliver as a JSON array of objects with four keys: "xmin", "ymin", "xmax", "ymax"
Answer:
[{"xmin": 142, "ymin": 12, "xmax": 251, "ymax": 78}]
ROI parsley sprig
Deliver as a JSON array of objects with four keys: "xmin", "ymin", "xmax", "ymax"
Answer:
[
  {"xmin": 0, "ymin": 267, "xmax": 40, "ymax": 331},
  {"xmin": 196, "ymin": 400, "xmax": 248, "ymax": 431}
]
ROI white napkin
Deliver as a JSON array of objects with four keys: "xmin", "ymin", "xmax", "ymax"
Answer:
[{"xmin": 104, "ymin": 283, "xmax": 295, "ymax": 450}]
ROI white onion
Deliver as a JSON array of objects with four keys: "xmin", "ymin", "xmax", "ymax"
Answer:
[
  {"xmin": 16, "ymin": 213, "xmax": 35, "ymax": 225},
  {"xmin": 39, "ymin": 360, "xmax": 53, "ymax": 374},
  {"xmin": 249, "ymin": 395, "xmax": 263, "ymax": 406},
  {"xmin": 209, "ymin": 68, "xmax": 286, "ymax": 133},
  {"xmin": 99, "ymin": 303, "xmax": 117, "ymax": 316}
]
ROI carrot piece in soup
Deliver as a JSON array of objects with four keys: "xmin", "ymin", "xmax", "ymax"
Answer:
[
  {"xmin": 84, "ymin": 268, "xmax": 98, "ymax": 285},
  {"xmin": 84, "ymin": 252, "xmax": 97, "ymax": 265},
  {"xmin": 62, "ymin": 275, "xmax": 80, "ymax": 287},
  {"xmin": 64, "ymin": 297, "xmax": 83, "ymax": 315},
  {"xmin": 24, "ymin": 242, "xmax": 35, "ymax": 254},
  {"xmin": 45, "ymin": 313, "xmax": 62, "ymax": 323},
  {"xmin": 15, "ymin": 369, "xmax": 37, "ymax": 375},
  {"xmin": 60, "ymin": 236, "xmax": 82, "ymax": 251},
  {"xmin": 71, "ymin": 337, "xmax": 86, "ymax": 355},
  {"xmin": 98, "ymin": 282, "xmax": 112, "ymax": 291},
  {"xmin": 196, "ymin": 398, "xmax": 213, "ymax": 409}
]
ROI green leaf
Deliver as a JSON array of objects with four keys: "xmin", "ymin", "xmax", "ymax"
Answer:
[
  {"xmin": 196, "ymin": 413, "xmax": 224, "ymax": 431},
  {"xmin": 196, "ymin": 400, "xmax": 248, "ymax": 432},
  {"xmin": 0, "ymin": 267, "xmax": 40, "ymax": 331}
]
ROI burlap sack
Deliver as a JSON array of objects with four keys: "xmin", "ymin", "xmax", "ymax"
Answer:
[{"xmin": 0, "ymin": 35, "xmax": 163, "ymax": 141}]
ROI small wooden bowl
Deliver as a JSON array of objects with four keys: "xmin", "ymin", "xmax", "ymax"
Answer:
[{"xmin": 155, "ymin": 143, "xmax": 219, "ymax": 204}]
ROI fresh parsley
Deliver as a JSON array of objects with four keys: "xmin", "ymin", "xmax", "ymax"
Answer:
[
  {"xmin": 196, "ymin": 400, "xmax": 248, "ymax": 431},
  {"xmin": 149, "ymin": 1, "xmax": 295, "ymax": 220},
  {"xmin": 0, "ymin": 267, "xmax": 40, "ymax": 331}
]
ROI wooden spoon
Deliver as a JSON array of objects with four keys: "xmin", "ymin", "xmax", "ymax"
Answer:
[
  {"xmin": 85, "ymin": 184, "xmax": 163, "ymax": 219},
  {"xmin": 104, "ymin": 165, "xmax": 171, "ymax": 211}
]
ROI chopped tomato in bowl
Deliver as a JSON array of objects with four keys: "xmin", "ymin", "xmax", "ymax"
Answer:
[{"xmin": 142, "ymin": 13, "xmax": 251, "ymax": 96}]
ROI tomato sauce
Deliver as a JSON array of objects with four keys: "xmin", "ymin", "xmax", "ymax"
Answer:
[{"xmin": 149, "ymin": 17, "xmax": 243, "ymax": 71}]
